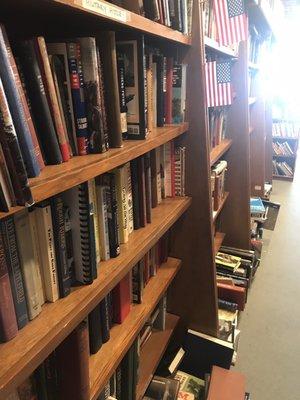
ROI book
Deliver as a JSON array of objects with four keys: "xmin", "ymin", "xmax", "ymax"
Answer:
[
  {"xmin": 117, "ymin": 54, "xmax": 128, "ymax": 137},
  {"xmin": 0, "ymin": 25, "xmax": 41, "ymax": 177},
  {"xmin": 66, "ymin": 42, "xmax": 89, "ymax": 155},
  {"xmin": 175, "ymin": 371, "xmax": 205, "ymax": 400},
  {"xmin": 35, "ymin": 36, "xmax": 70, "ymax": 162},
  {"xmin": 165, "ymin": 57, "xmax": 173, "ymax": 124},
  {"xmin": 79, "ymin": 37, "xmax": 107, "ymax": 153},
  {"xmin": 150, "ymin": 149, "xmax": 158, "ymax": 208},
  {"xmin": 172, "ymin": 62, "xmax": 187, "ymax": 123},
  {"xmin": 0, "ymin": 225, "xmax": 18, "ymax": 342},
  {"xmin": 100, "ymin": 295, "xmax": 111, "ymax": 343},
  {"xmin": 34, "ymin": 363, "xmax": 48, "ymax": 400},
  {"xmin": 0, "ymin": 142, "xmax": 14, "ymax": 212},
  {"xmin": 117, "ymin": 36, "xmax": 148, "ymax": 139},
  {"xmin": 35, "ymin": 202, "xmax": 59, "ymax": 302},
  {"xmin": 63, "ymin": 183, "xmax": 97, "ymax": 284},
  {"xmin": 113, "ymin": 165, "xmax": 129, "ymax": 244},
  {"xmin": 96, "ymin": 182, "xmax": 110, "ymax": 261},
  {"xmin": 1, "ymin": 216, "xmax": 29, "ymax": 330},
  {"xmin": 15, "ymin": 39, "xmax": 63, "ymax": 165},
  {"xmin": 98, "ymin": 32, "xmax": 123, "ymax": 147},
  {"xmin": 47, "ymin": 42, "xmax": 78, "ymax": 155},
  {"xmin": 132, "ymin": 261, "xmax": 144, "ymax": 304},
  {"xmin": 88, "ymin": 179, "xmax": 101, "ymax": 265},
  {"xmin": 56, "ymin": 321, "xmax": 90, "ymax": 400},
  {"xmin": 50, "ymin": 195, "xmax": 71, "ymax": 298},
  {"xmin": 217, "ymin": 283, "xmax": 246, "ymax": 311},
  {"xmin": 88, "ymin": 303, "xmax": 103, "ymax": 354},
  {"xmin": 153, "ymin": 53, "xmax": 164, "ymax": 127},
  {"xmin": 120, "ymin": 341, "xmax": 135, "ymax": 400},
  {"xmin": 14, "ymin": 210, "xmax": 42, "ymax": 320},
  {"xmin": 101, "ymin": 174, "xmax": 120, "ymax": 258},
  {"xmin": 137, "ymin": 156, "xmax": 147, "ymax": 227},
  {"xmin": 124, "ymin": 162, "xmax": 134, "ymax": 234},
  {"xmin": 144, "ymin": 153, "xmax": 152, "ymax": 224},
  {"xmin": 112, "ymin": 272, "xmax": 131, "ymax": 324},
  {"xmin": 63, "ymin": 205, "xmax": 75, "ymax": 285},
  {"xmin": 44, "ymin": 352, "xmax": 59, "ymax": 399},
  {"xmin": 130, "ymin": 158, "xmax": 140, "ymax": 229},
  {"xmin": 0, "ymin": 77, "xmax": 33, "ymax": 206},
  {"xmin": 145, "ymin": 376, "xmax": 180, "ymax": 400}
]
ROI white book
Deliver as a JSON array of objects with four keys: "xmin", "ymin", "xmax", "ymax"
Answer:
[
  {"xmin": 164, "ymin": 142, "xmax": 173, "ymax": 197},
  {"xmin": 155, "ymin": 148, "xmax": 162, "ymax": 204},
  {"xmin": 88, "ymin": 179, "xmax": 101, "ymax": 265},
  {"xmin": 14, "ymin": 210, "xmax": 42, "ymax": 319},
  {"xmin": 28, "ymin": 209, "xmax": 45, "ymax": 305},
  {"xmin": 96, "ymin": 184, "xmax": 110, "ymax": 261},
  {"xmin": 124, "ymin": 162, "xmax": 134, "ymax": 234},
  {"xmin": 113, "ymin": 166, "xmax": 129, "ymax": 244},
  {"xmin": 35, "ymin": 203, "xmax": 59, "ymax": 302}
]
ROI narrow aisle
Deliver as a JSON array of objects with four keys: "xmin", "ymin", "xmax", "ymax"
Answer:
[{"xmin": 235, "ymin": 168, "xmax": 300, "ymax": 400}]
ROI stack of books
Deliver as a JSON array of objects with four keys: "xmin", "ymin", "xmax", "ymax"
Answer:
[
  {"xmin": 272, "ymin": 121, "xmax": 300, "ymax": 138},
  {"xmin": 0, "ymin": 26, "xmax": 188, "ymax": 212},
  {"xmin": 272, "ymin": 140, "xmax": 295, "ymax": 156},
  {"xmin": 0, "ymin": 143, "xmax": 185, "ymax": 343},
  {"xmin": 208, "ymin": 108, "xmax": 228, "ymax": 149},
  {"xmin": 211, "ymin": 160, "xmax": 227, "ymax": 212},
  {"xmin": 272, "ymin": 160, "xmax": 294, "ymax": 177}
]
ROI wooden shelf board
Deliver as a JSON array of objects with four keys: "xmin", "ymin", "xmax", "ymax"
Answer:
[
  {"xmin": 136, "ymin": 313, "xmax": 179, "ymax": 400},
  {"xmin": 213, "ymin": 192, "xmax": 229, "ymax": 223},
  {"xmin": 273, "ymin": 174, "xmax": 294, "ymax": 181},
  {"xmin": 89, "ymin": 258, "xmax": 182, "ymax": 400},
  {"xmin": 273, "ymin": 154, "xmax": 295, "ymax": 159},
  {"xmin": 0, "ymin": 123, "xmax": 188, "ymax": 220},
  {"xmin": 210, "ymin": 139, "xmax": 232, "ymax": 166},
  {"xmin": 204, "ymin": 36, "xmax": 237, "ymax": 57},
  {"xmin": 214, "ymin": 232, "xmax": 225, "ymax": 254},
  {"xmin": 249, "ymin": 97, "xmax": 257, "ymax": 106},
  {"xmin": 0, "ymin": 197, "xmax": 190, "ymax": 398},
  {"xmin": 53, "ymin": 0, "xmax": 191, "ymax": 45}
]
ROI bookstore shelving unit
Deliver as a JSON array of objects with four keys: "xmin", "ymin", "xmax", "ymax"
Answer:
[{"xmin": 272, "ymin": 135, "xmax": 299, "ymax": 181}]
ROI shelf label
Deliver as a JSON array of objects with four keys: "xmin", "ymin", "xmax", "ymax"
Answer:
[
  {"xmin": 76, "ymin": 0, "xmax": 128, "ymax": 22},
  {"xmin": 254, "ymin": 185, "xmax": 262, "ymax": 191}
]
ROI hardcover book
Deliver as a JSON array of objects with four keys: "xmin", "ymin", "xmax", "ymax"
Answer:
[
  {"xmin": 112, "ymin": 272, "xmax": 131, "ymax": 324},
  {"xmin": 88, "ymin": 303, "xmax": 103, "ymax": 354},
  {"xmin": 96, "ymin": 182, "xmax": 110, "ymax": 261}
]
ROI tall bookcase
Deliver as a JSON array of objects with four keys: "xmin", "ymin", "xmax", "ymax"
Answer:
[{"xmin": 0, "ymin": 0, "xmax": 281, "ymax": 398}]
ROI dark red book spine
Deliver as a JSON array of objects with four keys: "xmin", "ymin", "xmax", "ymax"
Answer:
[
  {"xmin": 165, "ymin": 57, "xmax": 173, "ymax": 124},
  {"xmin": 0, "ymin": 228, "xmax": 18, "ymax": 342},
  {"xmin": 112, "ymin": 272, "xmax": 131, "ymax": 324},
  {"xmin": 56, "ymin": 320, "xmax": 90, "ymax": 400}
]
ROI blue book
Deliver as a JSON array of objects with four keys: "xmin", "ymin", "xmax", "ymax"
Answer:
[
  {"xmin": 0, "ymin": 25, "xmax": 40, "ymax": 177},
  {"xmin": 250, "ymin": 197, "xmax": 265, "ymax": 214}
]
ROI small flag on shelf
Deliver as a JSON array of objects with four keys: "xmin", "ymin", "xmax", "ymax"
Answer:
[
  {"xmin": 205, "ymin": 60, "xmax": 232, "ymax": 107},
  {"xmin": 213, "ymin": 0, "xmax": 248, "ymax": 46}
]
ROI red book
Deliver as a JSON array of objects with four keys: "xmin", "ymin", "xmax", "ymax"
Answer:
[
  {"xmin": 113, "ymin": 272, "xmax": 131, "ymax": 324},
  {"xmin": 165, "ymin": 58, "xmax": 173, "ymax": 124},
  {"xmin": 56, "ymin": 321, "xmax": 90, "ymax": 400},
  {"xmin": 217, "ymin": 283, "xmax": 246, "ymax": 311},
  {"xmin": 0, "ymin": 228, "xmax": 18, "ymax": 342}
]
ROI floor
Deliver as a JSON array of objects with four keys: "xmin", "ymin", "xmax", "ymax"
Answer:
[{"xmin": 234, "ymin": 168, "xmax": 300, "ymax": 399}]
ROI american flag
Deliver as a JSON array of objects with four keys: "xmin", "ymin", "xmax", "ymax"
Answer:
[
  {"xmin": 213, "ymin": 0, "xmax": 248, "ymax": 46},
  {"xmin": 205, "ymin": 60, "xmax": 232, "ymax": 107}
]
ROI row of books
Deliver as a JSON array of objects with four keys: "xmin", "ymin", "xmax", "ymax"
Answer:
[
  {"xmin": 272, "ymin": 160, "xmax": 294, "ymax": 177},
  {"xmin": 272, "ymin": 140, "xmax": 295, "ymax": 156},
  {"xmin": 208, "ymin": 108, "xmax": 228, "ymax": 149},
  {"xmin": 110, "ymin": 0, "xmax": 193, "ymax": 34},
  {"xmin": 0, "ymin": 143, "xmax": 185, "ymax": 343},
  {"xmin": 272, "ymin": 121, "xmax": 300, "ymax": 138},
  {"xmin": 248, "ymin": 25, "xmax": 265, "ymax": 64},
  {"xmin": 211, "ymin": 160, "xmax": 227, "ymax": 214},
  {"xmin": 203, "ymin": 0, "xmax": 217, "ymax": 41},
  {"xmin": 0, "ymin": 25, "xmax": 188, "ymax": 208}
]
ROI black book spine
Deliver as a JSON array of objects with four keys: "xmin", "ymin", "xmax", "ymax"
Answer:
[
  {"xmin": 88, "ymin": 185, "xmax": 97, "ymax": 280},
  {"xmin": 138, "ymin": 36, "xmax": 148, "ymax": 138},
  {"xmin": 103, "ymin": 174, "xmax": 120, "ymax": 258},
  {"xmin": 117, "ymin": 55, "xmax": 128, "ymax": 138},
  {"xmin": 130, "ymin": 159, "xmax": 140, "ymax": 230},
  {"xmin": 0, "ymin": 78, "xmax": 33, "ymax": 206},
  {"xmin": 88, "ymin": 303, "xmax": 103, "ymax": 354},
  {"xmin": 50, "ymin": 196, "xmax": 71, "ymax": 298},
  {"xmin": 144, "ymin": 153, "xmax": 152, "ymax": 223},
  {"xmin": 100, "ymin": 295, "xmax": 110, "ymax": 343},
  {"xmin": 132, "ymin": 338, "xmax": 139, "ymax": 399},
  {"xmin": 15, "ymin": 40, "xmax": 62, "ymax": 165},
  {"xmin": 0, "ymin": 216, "xmax": 28, "ymax": 329},
  {"xmin": 0, "ymin": 182, "xmax": 9, "ymax": 212},
  {"xmin": 116, "ymin": 365, "xmax": 122, "ymax": 399},
  {"xmin": 0, "ymin": 25, "xmax": 40, "ymax": 178},
  {"xmin": 137, "ymin": 156, "xmax": 146, "ymax": 228},
  {"xmin": 121, "ymin": 342, "xmax": 134, "ymax": 400},
  {"xmin": 34, "ymin": 362, "xmax": 49, "ymax": 400},
  {"xmin": 154, "ymin": 54, "xmax": 164, "ymax": 127},
  {"xmin": 218, "ymin": 298, "xmax": 238, "ymax": 312},
  {"xmin": 44, "ymin": 352, "xmax": 59, "ymax": 400},
  {"xmin": 63, "ymin": 205, "xmax": 76, "ymax": 286}
]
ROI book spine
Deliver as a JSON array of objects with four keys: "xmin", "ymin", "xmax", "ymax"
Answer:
[
  {"xmin": 132, "ymin": 261, "xmax": 143, "ymax": 304},
  {"xmin": 130, "ymin": 159, "xmax": 140, "ymax": 229},
  {"xmin": 63, "ymin": 205, "xmax": 76, "ymax": 286},
  {"xmin": 0, "ymin": 78, "xmax": 33, "ymax": 206},
  {"xmin": 0, "ymin": 217, "xmax": 28, "ymax": 329},
  {"xmin": 112, "ymin": 272, "xmax": 131, "ymax": 324},
  {"xmin": 67, "ymin": 42, "xmax": 89, "ymax": 155},
  {"xmin": 155, "ymin": 148, "xmax": 162, "ymax": 203},
  {"xmin": 100, "ymin": 295, "xmax": 111, "ymax": 343},
  {"xmin": 165, "ymin": 57, "xmax": 173, "ymax": 124},
  {"xmin": 16, "ymin": 40, "xmax": 63, "ymax": 165},
  {"xmin": 79, "ymin": 37, "xmax": 106, "ymax": 154},
  {"xmin": 160, "ymin": 144, "xmax": 166, "ymax": 199},
  {"xmin": 0, "ymin": 25, "xmax": 40, "ymax": 177},
  {"xmin": 88, "ymin": 179, "xmax": 101, "ymax": 265},
  {"xmin": 56, "ymin": 321, "xmax": 90, "ymax": 400},
  {"xmin": 88, "ymin": 303, "xmax": 103, "ymax": 354},
  {"xmin": 124, "ymin": 162, "xmax": 134, "ymax": 234},
  {"xmin": 144, "ymin": 153, "xmax": 152, "ymax": 224},
  {"xmin": 114, "ymin": 166, "xmax": 129, "ymax": 244},
  {"xmin": 0, "ymin": 227, "xmax": 18, "ymax": 342},
  {"xmin": 155, "ymin": 54, "xmax": 164, "ymax": 127},
  {"xmin": 44, "ymin": 352, "xmax": 59, "ymax": 400},
  {"xmin": 146, "ymin": 52, "xmax": 153, "ymax": 134},
  {"xmin": 117, "ymin": 54, "xmax": 128, "ymax": 137},
  {"xmin": 96, "ymin": 183, "xmax": 110, "ymax": 261},
  {"xmin": 87, "ymin": 181, "xmax": 97, "ymax": 280},
  {"xmin": 150, "ymin": 149, "xmax": 158, "ymax": 208},
  {"xmin": 35, "ymin": 37, "xmax": 70, "ymax": 162},
  {"xmin": 104, "ymin": 174, "xmax": 120, "ymax": 258},
  {"xmin": 121, "ymin": 342, "xmax": 134, "ymax": 400},
  {"xmin": 50, "ymin": 196, "xmax": 71, "ymax": 298},
  {"xmin": 96, "ymin": 46, "xmax": 110, "ymax": 151},
  {"xmin": 137, "ymin": 156, "xmax": 147, "ymax": 227},
  {"xmin": 34, "ymin": 363, "xmax": 49, "ymax": 400},
  {"xmin": 172, "ymin": 63, "xmax": 183, "ymax": 123},
  {"xmin": 35, "ymin": 202, "xmax": 59, "ymax": 302}
]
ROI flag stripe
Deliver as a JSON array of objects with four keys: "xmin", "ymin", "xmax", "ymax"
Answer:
[{"xmin": 205, "ymin": 61, "xmax": 232, "ymax": 108}]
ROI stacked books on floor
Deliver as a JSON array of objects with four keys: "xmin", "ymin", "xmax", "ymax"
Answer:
[
  {"xmin": 211, "ymin": 160, "xmax": 227, "ymax": 215},
  {"xmin": 272, "ymin": 160, "xmax": 294, "ymax": 177},
  {"xmin": 272, "ymin": 140, "xmax": 295, "ymax": 156},
  {"xmin": 111, "ymin": 0, "xmax": 193, "ymax": 34},
  {"xmin": 0, "ymin": 143, "xmax": 185, "ymax": 343},
  {"xmin": 272, "ymin": 121, "xmax": 300, "ymax": 138},
  {"xmin": 0, "ymin": 25, "xmax": 187, "ymax": 211},
  {"xmin": 208, "ymin": 108, "xmax": 228, "ymax": 149}
]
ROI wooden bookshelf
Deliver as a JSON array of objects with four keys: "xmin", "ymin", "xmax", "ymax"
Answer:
[
  {"xmin": 273, "ymin": 174, "xmax": 294, "ymax": 181},
  {"xmin": 213, "ymin": 192, "xmax": 229, "ymax": 223},
  {"xmin": 0, "ymin": 197, "xmax": 190, "ymax": 398},
  {"xmin": 89, "ymin": 258, "xmax": 181, "ymax": 400},
  {"xmin": 210, "ymin": 139, "xmax": 233, "ymax": 166},
  {"xmin": 214, "ymin": 232, "xmax": 225, "ymax": 254},
  {"xmin": 273, "ymin": 154, "xmax": 295, "ymax": 159},
  {"xmin": 204, "ymin": 36, "xmax": 237, "ymax": 57},
  {"xmin": 136, "ymin": 313, "xmax": 179, "ymax": 400}
]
